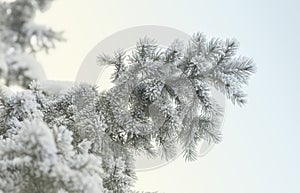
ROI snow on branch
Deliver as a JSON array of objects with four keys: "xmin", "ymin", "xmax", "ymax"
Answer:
[{"xmin": 0, "ymin": 12, "xmax": 255, "ymax": 192}]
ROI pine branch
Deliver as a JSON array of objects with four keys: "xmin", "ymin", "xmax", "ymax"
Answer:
[
  {"xmin": 0, "ymin": 30, "xmax": 255, "ymax": 192},
  {"xmin": 98, "ymin": 50, "xmax": 126, "ymax": 82}
]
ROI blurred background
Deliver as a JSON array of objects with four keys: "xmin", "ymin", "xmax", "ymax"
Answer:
[{"xmin": 20, "ymin": 0, "xmax": 300, "ymax": 192}]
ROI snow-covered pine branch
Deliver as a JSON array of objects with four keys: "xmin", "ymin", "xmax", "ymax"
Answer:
[
  {"xmin": 0, "ymin": 2, "xmax": 255, "ymax": 191},
  {"xmin": 0, "ymin": 32, "xmax": 255, "ymax": 192},
  {"xmin": 99, "ymin": 35, "xmax": 255, "ymax": 161}
]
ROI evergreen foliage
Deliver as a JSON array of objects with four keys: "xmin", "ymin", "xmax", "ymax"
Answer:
[
  {"xmin": 0, "ymin": 35, "xmax": 255, "ymax": 192},
  {"xmin": 0, "ymin": 1, "xmax": 255, "ymax": 192}
]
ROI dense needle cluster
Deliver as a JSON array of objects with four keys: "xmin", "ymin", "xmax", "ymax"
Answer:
[
  {"xmin": 99, "ymin": 35, "xmax": 255, "ymax": 162},
  {"xmin": 0, "ymin": 1, "xmax": 255, "ymax": 193}
]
